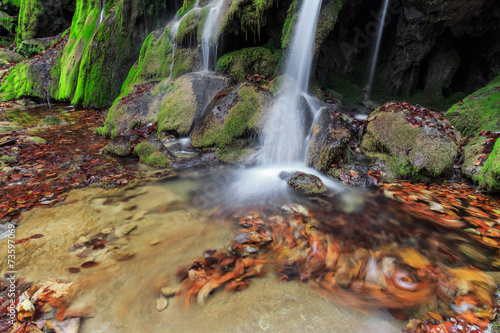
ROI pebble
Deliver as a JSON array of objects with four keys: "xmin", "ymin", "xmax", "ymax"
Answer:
[
  {"xmin": 110, "ymin": 249, "xmax": 134, "ymax": 261},
  {"xmin": 77, "ymin": 236, "xmax": 89, "ymax": 244},
  {"xmin": 115, "ymin": 223, "xmax": 137, "ymax": 237},
  {"xmin": 132, "ymin": 211, "xmax": 146, "ymax": 221},
  {"xmin": 160, "ymin": 287, "xmax": 178, "ymax": 297},
  {"xmin": 156, "ymin": 297, "xmax": 168, "ymax": 311},
  {"xmin": 149, "ymin": 239, "xmax": 160, "ymax": 246},
  {"xmin": 101, "ymin": 228, "xmax": 113, "ymax": 235}
]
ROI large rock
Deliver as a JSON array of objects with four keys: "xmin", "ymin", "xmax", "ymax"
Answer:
[
  {"xmin": 100, "ymin": 73, "xmax": 230, "ymax": 138},
  {"xmin": 279, "ymin": 171, "xmax": 327, "ymax": 194},
  {"xmin": 445, "ymin": 75, "xmax": 500, "ymax": 138},
  {"xmin": 191, "ymin": 81, "xmax": 272, "ymax": 149},
  {"xmin": 361, "ymin": 101, "xmax": 460, "ymax": 180},
  {"xmin": 306, "ymin": 106, "xmax": 351, "ymax": 172}
]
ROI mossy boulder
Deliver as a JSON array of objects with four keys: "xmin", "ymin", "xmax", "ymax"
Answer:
[
  {"xmin": 191, "ymin": 82, "xmax": 272, "ymax": 149},
  {"xmin": 157, "ymin": 72, "xmax": 230, "ymax": 136},
  {"xmin": 39, "ymin": 115, "xmax": 63, "ymax": 126},
  {"xmin": 134, "ymin": 136, "xmax": 174, "ymax": 168},
  {"xmin": 361, "ymin": 101, "xmax": 460, "ymax": 180},
  {"xmin": 0, "ymin": 49, "xmax": 25, "ymax": 64},
  {"xmin": 15, "ymin": 35, "xmax": 61, "ymax": 58},
  {"xmin": 103, "ymin": 138, "xmax": 133, "ymax": 156},
  {"xmin": 445, "ymin": 76, "xmax": 500, "ymax": 138},
  {"xmin": 460, "ymin": 135, "xmax": 500, "ymax": 191},
  {"xmin": 279, "ymin": 171, "xmax": 327, "ymax": 194},
  {"xmin": 475, "ymin": 140, "xmax": 500, "ymax": 191},
  {"xmin": 216, "ymin": 47, "xmax": 281, "ymax": 82},
  {"xmin": 20, "ymin": 136, "xmax": 46, "ymax": 144},
  {"xmin": 306, "ymin": 106, "xmax": 351, "ymax": 172},
  {"xmin": 176, "ymin": 8, "xmax": 201, "ymax": 45}
]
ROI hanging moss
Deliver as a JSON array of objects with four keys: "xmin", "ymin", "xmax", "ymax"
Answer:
[
  {"xmin": 216, "ymin": 47, "xmax": 281, "ymax": 81},
  {"xmin": 220, "ymin": 0, "xmax": 276, "ymax": 41},
  {"xmin": 16, "ymin": 0, "xmax": 44, "ymax": 42}
]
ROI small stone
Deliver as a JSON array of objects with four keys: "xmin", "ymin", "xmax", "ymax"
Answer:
[
  {"xmin": 77, "ymin": 236, "xmax": 89, "ymax": 244},
  {"xmin": 115, "ymin": 223, "xmax": 137, "ymax": 237},
  {"xmin": 132, "ymin": 211, "xmax": 146, "ymax": 221},
  {"xmin": 110, "ymin": 249, "xmax": 134, "ymax": 261},
  {"xmin": 156, "ymin": 297, "xmax": 168, "ymax": 311},
  {"xmin": 101, "ymin": 228, "xmax": 113, "ymax": 235},
  {"xmin": 160, "ymin": 287, "xmax": 178, "ymax": 297},
  {"xmin": 149, "ymin": 239, "xmax": 160, "ymax": 246}
]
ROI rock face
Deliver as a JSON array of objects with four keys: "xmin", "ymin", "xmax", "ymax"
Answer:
[
  {"xmin": 306, "ymin": 106, "xmax": 351, "ymax": 172},
  {"xmin": 361, "ymin": 101, "xmax": 460, "ymax": 180},
  {"xmin": 279, "ymin": 171, "xmax": 327, "ymax": 194}
]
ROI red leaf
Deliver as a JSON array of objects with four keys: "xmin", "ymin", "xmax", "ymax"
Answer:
[{"xmin": 30, "ymin": 234, "xmax": 44, "ymax": 239}]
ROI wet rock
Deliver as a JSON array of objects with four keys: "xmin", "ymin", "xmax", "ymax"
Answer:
[
  {"xmin": 156, "ymin": 297, "xmax": 168, "ymax": 311},
  {"xmin": 103, "ymin": 138, "xmax": 133, "ymax": 157},
  {"xmin": 134, "ymin": 136, "xmax": 175, "ymax": 168},
  {"xmin": 306, "ymin": 106, "xmax": 352, "ymax": 172},
  {"xmin": 191, "ymin": 82, "xmax": 273, "ymax": 165},
  {"xmin": 280, "ymin": 171, "xmax": 327, "ymax": 194},
  {"xmin": 361, "ymin": 101, "xmax": 460, "ymax": 181}
]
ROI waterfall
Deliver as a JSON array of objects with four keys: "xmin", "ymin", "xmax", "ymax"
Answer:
[
  {"xmin": 366, "ymin": 0, "xmax": 390, "ymax": 100},
  {"xmin": 259, "ymin": 0, "xmax": 323, "ymax": 164},
  {"xmin": 201, "ymin": 0, "xmax": 226, "ymax": 71},
  {"xmin": 99, "ymin": 0, "xmax": 106, "ymax": 24}
]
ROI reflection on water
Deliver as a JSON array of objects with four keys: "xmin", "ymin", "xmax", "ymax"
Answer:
[{"xmin": 1, "ymin": 104, "xmax": 80, "ymax": 126}]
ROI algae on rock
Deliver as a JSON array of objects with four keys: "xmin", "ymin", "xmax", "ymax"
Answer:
[{"xmin": 216, "ymin": 47, "xmax": 281, "ymax": 81}]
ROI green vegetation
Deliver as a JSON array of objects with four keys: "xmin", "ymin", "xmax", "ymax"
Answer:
[
  {"xmin": 315, "ymin": 0, "xmax": 342, "ymax": 50},
  {"xmin": 176, "ymin": 0, "xmax": 196, "ymax": 17},
  {"xmin": 1, "ymin": 155, "xmax": 17, "ymax": 164},
  {"xmin": 40, "ymin": 116, "xmax": 63, "ymax": 126},
  {"xmin": 16, "ymin": 0, "xmax": 44, "ymax": 42},
  {"xmin": 176, "ymin": 9, "xmax": 200, "ymax": 44},
  {"xmin": 216, "ymin": 47, "xmax": 281, "ymax": 81},
  {"xmin": 220, "ymin": 0, "xmax": 276, "ymax": 41},
  {"xmin": 281, "ymin": 0, "xmax": 297, "ymax": 49},
  {"xmin": 445, "ymin": 76, "xmax": 500, "ymax": 138},
  {"xmin": 0, "ymin": 61, "xmax": 40, "ymax": 100},
  {"xmin": 193, "ymin": 85, "xmax": 265, "ymax": 148},
  {"xmin": 475, "ymin": 140, "xmax": 500, "ymax": 191},
  {"xmin": 134, "ymin": 141, "xmax": 172, "ymax": 168}
]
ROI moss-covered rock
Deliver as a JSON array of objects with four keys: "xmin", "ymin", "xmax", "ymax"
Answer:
[
  {"xmin": 157, "ymin": 72, "xmax": 230, "ymax": 136},
  {"xmin": 445, "ymin": 76, "xmax": 500, "ymax": 138},
  {"xmin": 176, "ymin": 8, "xmax": 201, "ymax": 45},
  {"xmin": 16, "ymin": 0, "xmax": 44, "ymax": 42},
  {"xmin": 475, "ymin": 140, "xmax": 500, "ymax": 191},
  {"xmin": 314, "ymin": 0, "xmax": 342, "ymax": 52},
  {"xmin": 16, "ymin": 35, "xmax": 61, "ymax": 58},
  {"xmin": 216, "ymin": 47, "xmax": 281, "ymax": 81},
  {"xmin": 0, "ymin": 49, "xmax": 25, "ymax": 64},
  {"xmin": 103, "ymin": 138, "xmax": 133, "ymax": 156},
  {"xmin": 191, "ymin": 81, "xmax": 272, "ymax": 148},
  {"xmin": 460, "ymin": 135, "xmax": 500, "ymax": 191},
  {"xmin": 306, "ymin": 106, "xmax": 351, "ymax": 172},
  {"xmin": 134, "ymin": 136, "xmax": 174, "ymax": 168},
  {"xmin": 279, "ymin": 171, "xmax": 327, "ymax": 194},
  {"xmin": 1, "ymin": 154, "xmax": 17, "ymax": 164},
  {"xmin": 20, "ymin": 135, "xmax": 46, "ymax": 144},
  {"xmin": 39, "ymin": 115, "xmax": 63, "ymax": 126},
  {"xmin": 361, "ymin": 101, "xmax": 460, "ymax": 180}
]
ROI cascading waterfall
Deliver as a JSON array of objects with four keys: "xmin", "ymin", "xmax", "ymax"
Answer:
[
  {"xmin": 366, "ymin": 0, "xmax": 390, "ymax": 100},
  {"xmin": 99, "ymin": 0, "xmax": 106, "ymax": 24},
  {"xmin": 201, "ymin": 0, "xmax": 227, "ymax": 71},
  {"xmin": 259, "ymin": 0, "xmax": 323, "ymax": 165}
]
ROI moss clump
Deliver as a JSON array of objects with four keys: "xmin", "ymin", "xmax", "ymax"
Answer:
[
  {"xmin": 445, "ymin": 76, "xmax": 500, "ymax": 138},
  {"xmin": 475, "ymin": 140, "xmax": 500, "ymax": 191},
  {"xmin": 220, "ymin": 0, "xmax": 276, "ymax": 41},
  {"xmin": 0, "ymin": 61, "xmax": 40, "ymax": 100},
  {"xmin": 216, "ymin": 47, "xmax": 281, "ymax": 81},
  {"xmin": 40, "ymin": 116, "xmax": 63, "ymax": 126},
  {"xmin": 1, "ymin": 155, "xmax": 17, "ymax": 163},
  {"xmin": 362, "ymin": 111, "xmax": 457, "ymax": 180},
  {"xmin": 0, "ymin": 15, "xmax": 16, "ymax": 34},
  {"xmin": 21, "ymin": 136, "xmax": 46, "ymax": 144},
  {"xmin": 134, "ymin": 141, "xmax": 172, "ymax": 168},
  {"xmin": 171, "ymin": 47, "xmax": 199, "ymax": 79},
  {"xmin": 176, "ymin": 9, "xmax": 200, "ymax": 44},
  {"xmin": 176, "ymin": 0, "xmax": 196, "ymax": 17}
]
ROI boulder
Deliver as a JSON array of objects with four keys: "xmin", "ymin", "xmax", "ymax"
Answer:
[
  {"xmin": 133, "ymin": 136, "xmax": 175, "ymax": 168},
  {"xmin": 0, "ymin": 49, "xmax": 24, "ymax": 64},
  {"xmin": 279, "ymin": 171, "xmax": 327, "ymax": 194},
  {"xmin": 361, "ymin": 101, "xmax": 460, "ymax": 180},
  {"xmin": 103, "ymin": 138, "xmax": 133, "ymax": 157},
  {"xmin": 306, "ymin": 106, "xmax": 351, "ymax": 172},
  {"xmin": 191, "ymin": 82, "xmax": 272, "ymax": 149}
]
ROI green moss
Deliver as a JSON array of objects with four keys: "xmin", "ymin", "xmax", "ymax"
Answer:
[
  {"xmin": 0, "ymin": 16, "xmax": 16, "ymax": 34},
  {"xmin": 0, "ymin": 61, "xmax": 40, "ymax": 100},
  {"xmin": 40, "ymin": 116, "xmax": 63, "ymax": 126},
  {"xmin": 193, "ymin": 85, "xmax": 262, "ymax": 148},
  {"xmin": 362, "ymin": 112, "xmax": 457, "ymax": 179},
  {"xmin": 474, "ymin": 140, "xmax": 500, "ymax": 191},
  {"xmin": 445, "ymin": 76, "xmax": 500, "ymax": 138},
  {"xmin": 197, "ymin": 7, "xmax": 210, "ymax": 42},
  {"xmin": 134, "ymin": 141, "xmax": 172, "ymax": 168},
  {"xmin": 220, "ymin": 0, "xmax": 276, "ymax": 41},
  {"xmin": 315, "ymin": 0, "xmax": 342, "ymax": 50},
  {"xmin": 176, "ymin": 9, "xmax": 200, "ymax": 44},
  {"xmin": 157, "ymin": 78, "xmax": 196, "ymax": 135},
  {"xmin": 21, "ymin": 136, "xmax": 46, "ymax": 144},
  {"xmin": 171, "ymin": 47, "xmax": 199, "ymax": 79},
  {"xmin": 16, "ymin": 0, "xmax": 44, "ymax": 42},
  {"xmin": 176, "ymin": 0, "xmax": 196, "ymax": 17},
  {"xmin": 216, "ymin": 47, "xmax": 281, "ymax": 81},
  {"xmin": 281, "ymin": 0, "xmax": 297, "ymax": 49},
  {"xmin": 1, "ymin": 155, "xmax": 17, "ymax": 163}
]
